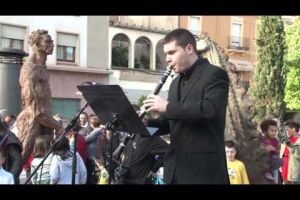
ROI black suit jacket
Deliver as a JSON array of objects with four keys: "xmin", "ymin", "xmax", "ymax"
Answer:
[
  {"xmin": 122, "ymin": 134, "xmax": 169, "ymax": 184},
  {"xmin": 149, "ymin": 58, "xmax": 230, "ymax": 184}
]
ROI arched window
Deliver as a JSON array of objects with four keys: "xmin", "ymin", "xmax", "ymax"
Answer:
[
  {"xmin": 134, "ymin": 36, "xmax": 151, "ymax": 70},
  {"xmin": 155, "ymin": 39, "xmax": 168, "ymax": 71},
  {"xmin": 111, "ymin": 33, "xmax": 130, "ymax": 68}
]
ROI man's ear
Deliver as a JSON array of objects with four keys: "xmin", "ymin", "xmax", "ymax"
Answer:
[{"xmin": 185, "ymin": 43, "xmax": 194, "ymax": 54}]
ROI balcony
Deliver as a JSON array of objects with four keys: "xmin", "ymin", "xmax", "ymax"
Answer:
[
  {"xmin": 109, "ymin": 21, "xmax": 172, "ymax": 34},
  {"xmin": 228, "ymin": 36, "xmax": 250, "ymax": 52}
]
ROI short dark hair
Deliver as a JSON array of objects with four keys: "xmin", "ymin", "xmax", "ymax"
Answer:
[
  {"xmin": 284, "ymin": 120, "xmax": 300, "ymax": 132},
  {"xmin": 53, "ymin": 136, "xmax": 70, "ymax": 160},
  {"xmin": 80, "ymin": 112, "xmax": 88, "ymax": 117},
  {"xmin": 6, "ymin": 115, "xmax": 16, "ymax": 120},
  {"xmin": 89, "ymin": 115, "xmax": 100, "ymax": 127},
  {"xmin": 164, "ymin": 28, "xmax": 197, "ymax": 52},
  {"xmin": 225, "ymin": 140, "xmax": 236, "ymax": 149},
  {"xmin": 260, "ymin": 119, "xmax": 277, "ymax": 133}
]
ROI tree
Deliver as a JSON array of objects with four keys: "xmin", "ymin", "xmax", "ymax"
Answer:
[
  {"xmin": 137, "ymin": 95, "xmax": 152, "ymax": 118},
  {"xmin": 284, "ymin": 17, "xmax": 300, "ymax": 110},
  {"xmin": 112, "ymin": 45, "xmax": 128, "ymax": 67},
  {"xmin": 251, "ymin": 16, "xmax": 287, "ymax": 122},
  {"xmin": 135, "ymin": 54, "xmax": 150, "ymax": 70},
  {"xmin": 137, "ymin": 95, "xmax": 147, "ymax": 108},
  {"xmin": 140, "ymin": 54, "xmax": 150, "ymax": 69}
]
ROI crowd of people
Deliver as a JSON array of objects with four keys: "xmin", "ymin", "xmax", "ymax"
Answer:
[
  {"xmin": 225, "ymin": 119, "xmax": 300, "ymax": 184},
  {"xmin": 0, "ymin": 106, "xmax": 170, "ymax": 185}
]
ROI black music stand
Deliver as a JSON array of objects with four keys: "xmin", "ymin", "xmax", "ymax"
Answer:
[
  {"xmin": 77, "ymin": 85, "xmax": 150, "ymax": 137},
  {"xmin": 77, "ymin": 84, "xmax": 151, "ymax": 184}
]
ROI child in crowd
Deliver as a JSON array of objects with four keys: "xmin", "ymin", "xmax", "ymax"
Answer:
[
  {"xmin": 259, "ymin": 119, "xmax": 283, "ymax": 183},
  {"xmin": 0, "ymin": 148, "xmax": 14, "ymax": 184},
  {"xmin": 280, "ymin": 120, "xmax": 300, "ymax": 184},
  {"xmin": 30, "ymin": 135, "xmax": 53, "ymax": 184},
  {"xmin": 50, "ymin": 136, "xmax": 87, "ymax": 184},
  {"xmin": 225, "ymin": 140, "xmax": 249, "ymax": 184}
]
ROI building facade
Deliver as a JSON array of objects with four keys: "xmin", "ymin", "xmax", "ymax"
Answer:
[
  {"xmin": 179, "ymin": 16, "xmax": 258, "ymax": 88},
  {"xmin": 0, "ymin": 16, "xmax": 110, "ymax": 119},
  {"xmin": 108, "ymin": 16, "xmax": 178, "ymax": 104},
  {"xmin": 0, "ymin": 16, "xmax": 262, "ymax": 120}
]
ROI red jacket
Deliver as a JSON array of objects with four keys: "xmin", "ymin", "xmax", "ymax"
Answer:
[
  {"xmin": 281, "ymin": 136, "xmax": 299, "ymax": 181},
  {"xmin": 69, "ymin": 130, "xmax": 88, "ymax": 164}
]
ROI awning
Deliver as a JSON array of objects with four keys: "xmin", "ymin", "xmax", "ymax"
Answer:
[{"xmin": 228, "ymin": 59, "xmax": 253, "ymax": 72}]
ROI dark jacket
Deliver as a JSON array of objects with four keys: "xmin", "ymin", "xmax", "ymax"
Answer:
[
  {"xmin": 0, "ymin": 130, "xmax": 23, "ymax": 184},
  {"xmin": 121, "ymin": 134, "xmax": 169, "ymax": 184},
  {"xmin": 148, "ymin": 58, "xmax": 230, "ymax": 184},
  {"xmin": 96, "ymin": 134, "xmax": 120, "ymax": 172}
]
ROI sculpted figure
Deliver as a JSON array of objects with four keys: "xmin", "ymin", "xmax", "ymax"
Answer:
[
  {"xmin": 197, "ymin": 35, "xmax": 269, "ymax": 183},
  {"xmin": 16, "ymin": 30, "xmax": 63, "ymax": 163}
]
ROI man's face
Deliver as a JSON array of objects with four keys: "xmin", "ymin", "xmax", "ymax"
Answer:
[
  {"xmin": 4, "ymin": 116, "xmax": 14, "ymax": 126},
  {"xmin": 79, "ymin": 114, "xmax": 88, "ymax": 127},
  {"xmin": 225, "ymin": 147, "xmax": 237, "ymax": 162},
  {"xmin": 163, "ymin": 40, "xmax": 192, "ymax": 73}
]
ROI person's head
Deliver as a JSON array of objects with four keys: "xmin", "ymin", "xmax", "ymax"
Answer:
[
  {"xmin": 52, "ymin": 136, "xmax": 70, "ymax": 159},
  {"xmin": 284, "ymin": 120, "xmax": 300, "ymax": 138},
  {"xmin": 53, "ymin": 114, "xmax": 64, "ymax": 127},
  {"xmin": 0, "ymin": 148, "xmax": 5, "ymax": 168},
  {"xmin": 89, "ymin": 115, "xmax": 100, "ymax": 129},
  {"xmin": 260, "ymin": 119, "xmax": 278, "ymax": 139},
  {"xmin": 33, "ymin": 135, "xmax": 52, "ymax": 158},
  {"xmin": 28, "ymin": 29, "xmax": 54, "ymax": 55},
  {"xmin": 225, "ymin": 140, "xmax": 237, "ymax": 162},
  {"xmin": 79, "ymin": 112, "xmax": 88, "ymax": 127},
  {"xmin": 163, "ymin": 28, "xmax": 198, "ymax": 74},
  {"xmin": 4, "ymin": 114, "xmax": 16, "ymax": 127}
]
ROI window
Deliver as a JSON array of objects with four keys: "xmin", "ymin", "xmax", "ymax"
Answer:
[
  {"xmin": 231, "ymin": 22, "xmax": 242, "ymax": 47},
  {"xmin": 51, "ymin": 98, "xmax": 80, "ymax": 120},
  {"xmin": 57, "ymin": 32, "xmax": 78, "ymax": 63},
  {"xmin": 189, "ymin": 16, "xmax": 200, "ymax": 35},
  {"xmin": 1, "ymin": 24, "xmax": 26, "ymax": 50}
]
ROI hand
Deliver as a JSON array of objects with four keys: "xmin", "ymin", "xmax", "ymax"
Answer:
[
  {"xmin": 143, "ymin": 94, "xmax": 169, "ymax": 114},
  {"xmin": 98, "ymin": 165, "xmax": 105, "ymax": 171},
  {"xmin": 99, "ymin": 125, "xmax": 106, "ymax": 132},
  {"xmin": 265, "ymin": 145, "xmax": 275, "ymax": 152},
  {"xmin": 147, "ymin": 171, "xmax": 157, "ymax": 178}
]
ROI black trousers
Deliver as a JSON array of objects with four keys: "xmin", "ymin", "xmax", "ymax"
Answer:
[{"xmin": 85, "ymin": 158, "xmax": 97, "ymax": 184}]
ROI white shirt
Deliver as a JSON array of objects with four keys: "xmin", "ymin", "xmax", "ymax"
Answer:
[
  {"xmin": 0, "ymin": 167, "xmax": 14, "ymax": 184},
  {"xmin": 50, "ymin": 152, "xmax": 87, "ymax": 184},
  {"xmin": 10, "ymin": 124, "xmax": 19, "ymax": 137}
]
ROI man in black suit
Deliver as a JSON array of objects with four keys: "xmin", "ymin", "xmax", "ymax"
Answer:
[
  {"xmin": 113, "ymin": 104, "xmax": 169, "ymax": 184},
  {"xmin": 144, "ymin": 28, "xmax": 230, "ymax": 184}
]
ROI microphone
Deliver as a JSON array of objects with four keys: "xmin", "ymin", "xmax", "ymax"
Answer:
[
  {"xmin": 139, "ymin": 66, "xmax": 172, "ymax": 119},
  {"xmin": 112, "ymin": 131, "xmax": 131, "ymax": 159}
]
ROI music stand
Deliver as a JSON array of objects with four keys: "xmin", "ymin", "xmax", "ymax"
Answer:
[
  {"xmin": 77, "ymin": 84, "xmax": 151, "ymax": 184},
  {"xmin": 77, "ymin": 85, "xmax": 150, "ymax": 137}
]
